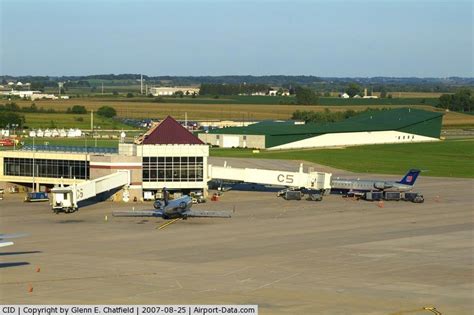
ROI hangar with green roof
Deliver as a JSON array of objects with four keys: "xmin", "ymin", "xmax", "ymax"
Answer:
[{"xmin": 198, "ymin": 108, "xmax": 444, "ymax": 150}]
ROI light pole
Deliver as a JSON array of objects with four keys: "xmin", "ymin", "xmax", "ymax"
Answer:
[
  {"xmin": 32, "ymin": 136, "xmax": 35, "ymax": 191},
  {"xmin": 94, "ymin": 125, "xmax": 97, "ymax": 147}
]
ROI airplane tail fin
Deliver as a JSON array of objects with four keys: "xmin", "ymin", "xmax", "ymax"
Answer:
[{"xmin": 397, "ymin": 169, "xmax": 421, "ymax": 186}]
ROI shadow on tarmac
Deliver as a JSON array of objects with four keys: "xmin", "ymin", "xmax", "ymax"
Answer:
[
  {"xmin": 0, "ymin": 251, "xmax": 41, "ymax": 256},
  {"xmin": 0, "ymin": 262, "xmax": 30, "ymax": 268}
]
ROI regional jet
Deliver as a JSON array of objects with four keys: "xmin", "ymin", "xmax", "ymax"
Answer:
[
  {"xmin": 0, "ymin": 233, "xmax": 28, "ymax": 248},
  {"xmin": 330, "ymin": 169, "xmax": 421, "ymax": 196},
  {"xmin": 113, "ymin": 192, "xmax": 231, "ymax": 228}
]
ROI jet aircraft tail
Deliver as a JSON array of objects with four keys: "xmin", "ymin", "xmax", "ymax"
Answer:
[{"xmin": 397, "ymin": 169, "xmax": 421, "ymax": 186}]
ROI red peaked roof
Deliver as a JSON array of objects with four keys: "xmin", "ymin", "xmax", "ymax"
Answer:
[{"xmin": 138, "ymin": 116, "xmax": 204, "ymax": 145}]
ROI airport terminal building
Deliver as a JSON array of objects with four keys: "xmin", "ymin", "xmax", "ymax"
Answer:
[
  {"xmin": 0, "ymin": 116, "xmax": 208, "ymax": 200},
  {"xmin": 199, "ymin": 108, "xmax": 444, "ymax": 150}
]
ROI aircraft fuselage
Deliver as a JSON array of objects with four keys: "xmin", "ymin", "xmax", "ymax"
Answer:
[
  {"xmin": 154, "ymin": 195, "xmax": 193, "ymax": 219},
  {"xmin": 330, "ymin": 179, "xmax": 414, "ymax": 195}
]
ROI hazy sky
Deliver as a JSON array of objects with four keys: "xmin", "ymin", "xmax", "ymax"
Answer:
[{"xmin": 0, "ymin": 0, "xmax": 472, "ymax": 77}]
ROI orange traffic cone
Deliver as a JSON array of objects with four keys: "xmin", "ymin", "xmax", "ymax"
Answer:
[
  {"xmin": 27, "ymin": 284, "xmax": 33, "ymax": 293},
  {"xmin": 36, "ymin": 267, "xmax": 41, "ymax": 273}
]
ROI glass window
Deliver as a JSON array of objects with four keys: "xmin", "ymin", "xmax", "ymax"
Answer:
[
  {"xmin": 4, "ymin": 157, "xmax": 89, "ymax": 179},
  {"xmin": 141, "ymin": 156, "xmax": 206, "ymax": 183}
]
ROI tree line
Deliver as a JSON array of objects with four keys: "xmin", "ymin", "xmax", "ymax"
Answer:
[
  {"xmin": 291, "ymin": 108, "xmax": 388, "ymax": 123},
  {"xmin": 3, "ymin": 75, "xmax": 472, "ymax": 93},
  {"xmin": 0, "ymin": 112, "xmax": 24, "ymax": 128},
  {"xmin": 437, "ymin": 88, "xmax": 473, "ymax": 112},
  {"xmin": 199, "ymin": 83, "xmax": 271, "ymax": 95},
  {"xmin": 291, "ymin": 109, "xmax": 357, "ymax": 123}
]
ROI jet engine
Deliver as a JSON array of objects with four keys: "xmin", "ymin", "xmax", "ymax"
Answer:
[
  {"xmin": 179, "ymin": 201, "xmax": 187, "ymax": 210},
  {"xmin": 374, "ymin": 182, "xmax": 393, "ymax": 190},
  {"xmin": 153, "ymin": 200, "xmax": 163, "ymax": 210}
]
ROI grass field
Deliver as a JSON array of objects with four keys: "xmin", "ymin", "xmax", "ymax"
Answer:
[
  {"xmin": 20, "ymin": 112, "xmax": 133, "ymax": 130},
  {"xmin": 120, "ymin": 95, "xmax": 440, "ymax": 106},
  {"xmin": 22, "ymin": 137, "xmax": 120, "ymax": 148},
  {"xmin": 210, "ymin": 139, "xmax": 474, "ymax": 178}
]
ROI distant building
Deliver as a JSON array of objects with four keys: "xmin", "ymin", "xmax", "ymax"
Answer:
[
  {"xmin": 268, "ymin": 88, "xmax": 290, "ymax": 96},
  {"xmin": 268, "ymin": 90, "xmax": 278, "ymax": 96},
  {"xmin": 198, "ymin": 120, "xmax": 258, "ymax": 129},
  {"xmin": 149, "ymin": 87, "xmax": 200, "ymax": 96},
  {"xmin": 2, "ymin": 90, "xmax": 39, "ymax": 98},
  {"xmin": 340, "ymin": 93, "xmax": 350, "ymax": 98},
  {"xmin": 31, "ymin": 94, "xmax": 58, "ymax": 100},
  {"xmin": 2, "ymin": 90, "xmax": 59, "ymax": 100},
  {"xmin": 199, "ymin": 108, "xmax": 444, "ymax": 150}
]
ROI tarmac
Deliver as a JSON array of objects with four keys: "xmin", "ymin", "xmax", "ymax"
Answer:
[{"xmin": 1, "ymin": 158, "xmax": 473, "ymax": 315}]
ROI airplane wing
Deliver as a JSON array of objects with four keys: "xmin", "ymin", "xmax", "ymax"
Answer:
[
  {"xmin": 183, "ymin": 210, "xmax": 232, "ymax": 218},
  {"xmin": 0, "ymin": 233, "xmax": 29, "ymax": 240},
  {"xmin": 0, "ymin": 233, "xmax": 28, "ymax": 248},
  {"xmin": 112, "ymin": 210, "xmax": 163, "ymax": 218}
]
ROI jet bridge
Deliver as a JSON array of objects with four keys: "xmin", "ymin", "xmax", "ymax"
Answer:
[
  {"xmin": 208, "ymin": 162, "xmax": 332, "ymax": 192},
  {"xmin": 51, "ymin": 171, "xmax": 130, "ymax": 213}
]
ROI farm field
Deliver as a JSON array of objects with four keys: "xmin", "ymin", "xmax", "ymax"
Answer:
[
  {"xmin": 19, "ymin": 112, "xmax": 133, "ymax": 130},
  {"xmin": 210, "ymin": 139, "xmax": 474, "ymax": 178},
  {"xmin": 10, "ymin": 98, "xmax": 473, "ymax": 126},
  {"xmin": 139, "ymin": 95, "xmax": 440, "ymax": 106}
]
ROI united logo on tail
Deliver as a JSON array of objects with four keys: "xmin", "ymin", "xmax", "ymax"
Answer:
[{"xmin": 397, "ymin": 169, "xmax": 421, "ymax": 186}]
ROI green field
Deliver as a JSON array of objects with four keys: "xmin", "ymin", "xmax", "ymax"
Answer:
[
  {"xmin": 21, "ymin": 112, "xmax": 133, "ymax": 130},
  {"xmin": 22, "ymin": 137, "xmax": 120, "ymax": 148},
  {"xmin": 116, "ymin": 95, "xmax": 440, "ymax": 106},
  {"xmin": 210, "ymin": 140, "xmax": 474, "ymax": 178}
]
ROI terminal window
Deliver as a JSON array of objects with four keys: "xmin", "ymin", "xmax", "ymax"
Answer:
[
  {"xmin": 4, "ymin": 158, "xmax": 89, "ymax": 180},
  {"xmin": 142, "ymin": 156, "xmax": 203, "ymax": 182}
]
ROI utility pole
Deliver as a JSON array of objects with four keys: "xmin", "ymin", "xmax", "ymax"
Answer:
[
  {"xmin": 32, "ymin": 136, "xmax": 35, "ymax": 191},
  {"xmin": 101, "ymin": 82, "xmax": 104, "ymax": 95},
  {"xmin": 140, "ymin": 74, "xmax": 143, "ymax": 94},
  {"xmin": 58, "ymin": 82, "xmax": 64, "ymax": 96},
  {"xmin": 90, "ymin": 110, "xmax": 94, "ymax": 132}
]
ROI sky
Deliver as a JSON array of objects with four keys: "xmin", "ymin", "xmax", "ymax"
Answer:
[{"xmin": 0, "ymin": 0, "xmax": 472, "ymax": 77}]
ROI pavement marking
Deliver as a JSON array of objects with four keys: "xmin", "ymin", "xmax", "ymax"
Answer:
[
  {"xmin": 221, "ymin": 266, "xmax": 250, "ymax": 277},
  {"xmin": 251, "ymin": 273, "xmax": 300, "ymax": 291}
]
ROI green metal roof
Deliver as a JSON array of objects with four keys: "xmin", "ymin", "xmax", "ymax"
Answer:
[{"xmin": 207, "ymin": 108, "xmax": 443, "ymax": 137}]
